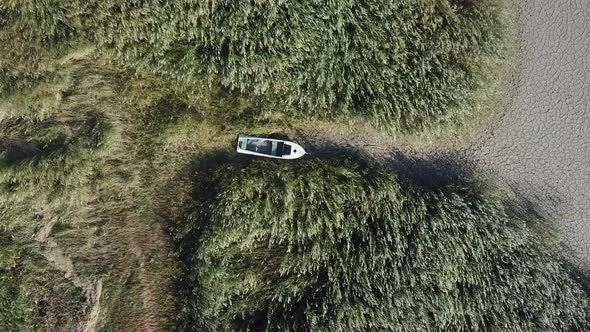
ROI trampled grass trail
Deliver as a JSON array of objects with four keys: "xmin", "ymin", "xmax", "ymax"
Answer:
[{"xmin": 68, "ymin": 57, "xmax": 176, "ymax": 331}]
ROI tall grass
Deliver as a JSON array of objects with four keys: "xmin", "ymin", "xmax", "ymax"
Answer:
[
  {"xmin": 93, "ymin": 0, "xmax": 510, "ymax": 131},
  {"xmin": 0, "ymin": 1, "xmax": 83, "ymax": 121},
  {"xmin": 0, "ymin": 1, "xmax": 75, "ymax": 80},
  {"xmin": 170, "ymin": 156, "xmax": 590, "ymax": 331},
  {"xmin": 2, "ymin": 0, "xmax": 510, "ymax": 132}
]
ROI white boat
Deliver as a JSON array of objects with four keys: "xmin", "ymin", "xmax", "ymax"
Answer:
[{"xmin": 236, "ymin": 135, "xmax": 306, "ymax": 159}]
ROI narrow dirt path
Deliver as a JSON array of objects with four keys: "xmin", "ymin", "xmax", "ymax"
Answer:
[
  {"xmin": 70, "ymin": 58, "xmax": 175, "ymax": 331},
  {"xmin": 127, "ymin": 221, "xmax": 173, "ymax": 332},
  {"xmin": 82, "ymin": 280, "xmax": 103, "ymax": 332},
  {"xmin": 34, "ymin": 216, "xmax": 103, "ymax": 332}
]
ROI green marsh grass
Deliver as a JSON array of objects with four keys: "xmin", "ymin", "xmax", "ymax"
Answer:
[
  {"xmin": 93, "ymin": 0, "xmax": 510, "ymax": 132},
  {"xmin": 168, "ymin": 155, "xmax": 590, "ymax": 331}
]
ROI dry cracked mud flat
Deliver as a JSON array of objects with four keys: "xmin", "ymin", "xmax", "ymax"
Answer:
[
  {"xmin": 297, "ymin": 0, "xmax": 590, "ymax": 269},
  {"xmin": 467, "ymin": 0, "xmax": 590, "ymax": 268}
]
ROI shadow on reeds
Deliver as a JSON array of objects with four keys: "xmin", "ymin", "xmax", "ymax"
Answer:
[
  {"xmin": 387, "ymin": 150, "xmax": 477, "ymax": 190},
  {"xmin": 0, "ymin": 111, "xmax": 110, "ymax": 166},
  {"xmin": 385, "ymin": 149, "xmax": 590, "ymax": 292}
]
